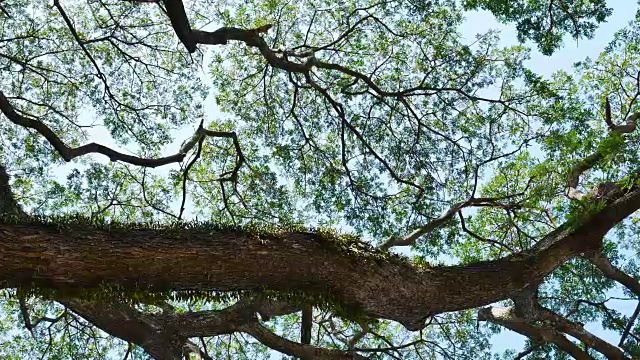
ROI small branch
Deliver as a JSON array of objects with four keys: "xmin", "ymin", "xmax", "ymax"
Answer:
[
  {"xmin": 18, "ymin": 295, "xmax": 34, "ymax": 336},
  {"xmin": 301, "ymin": 305, "xmax": 312, "ymax": 345},
  {"xmin": 53, "ymin": 0, "xmax": 109, "ymax": 87},
  {"xmin": 179, "ymin": 121, "xmax": 205, "ymax": 220},
  {"xmin": 380, "ymin": 196, "xmax": 522, "ymax": 250},
  {"xmin": 240, "ymin": 322, "xmax": 367, "ymax": 360},
  {"xmin": 0, "ymin": 93, "xmax": 246, "ymax": 173},
  {"xmin": 379, "ymin": 200, "xmax": 465, "ymax": 250},
  {"xmin": 605, "ymin": 98, "xmax": 614, "ymax": 130},
  {"xmin": 0, "ymin": 2, "xmax": 10, "ymax": 18},
  {"xmin": 573, "ymin": 298, "xmax": 640, "ymax": 345},
  {"xmin": 0, "ymin": 165, "xmax": 26, "ymax": 217},
  {"xmin": 619, "ymin": 301, "xmax": 640, "ymax": 350},
  {"xmin": 204, "ymin": 129, "xmax": 245, "ymax": 183},
  {"xmin": 17, "ymin": 295, "xmax": 66, "ymax": 337},
  {"xmin": 347, "ymin": 321, "xmax": 370, "ymax": 350},
  {"xmin": 515, "ymin": 343, "xmax": 542, "ymax": 359},
  {"xmin": 353, "ymin": 338, "xmax": 425, "ymax": 354},
  {"xmin": 138, "ymin": 169, "xmax": 179, "ymax": 219},
  {"xmin": 0, "ymin": 91, "xmax": 184, "ymax": 167},
  {"xmin": 183, "ymin": 340, "xmax": 213, "ymax": 360},
  {"xmin": 556, "ymin": 0, "xmax": 580, "ymax": 38},
  {"xmin": 458, "ymin": 211, "xmax": 517, "ymax": 253},
  {"xmin": 566, "ymin": 101, "xmax": 639, "ymax": 199}
]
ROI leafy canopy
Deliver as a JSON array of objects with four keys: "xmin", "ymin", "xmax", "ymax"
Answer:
[{"xmin": 1, "ymin": 0, "xmax": 640, "ymax": 359}]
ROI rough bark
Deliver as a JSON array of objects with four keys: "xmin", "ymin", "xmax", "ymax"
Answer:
[
  {"xmin": 0, "ymin": 1, "xmax": 637, "ymax": 357},
  {"xmin": 1, "ymin": 180, "xmax": 639, "ymax": 331}
]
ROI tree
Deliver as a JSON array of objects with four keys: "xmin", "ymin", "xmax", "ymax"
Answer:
[{"xmin": 0, "ymin": 0, "xmax": 638, "ymax": 358}]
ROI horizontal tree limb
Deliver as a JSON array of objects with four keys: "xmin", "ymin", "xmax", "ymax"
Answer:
[{"xmin": 1, "ymin": 177, "xmax": 639, "ymax": 330}]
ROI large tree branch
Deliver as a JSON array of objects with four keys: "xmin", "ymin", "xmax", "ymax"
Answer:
[
  {"xmin": 536, "ymin": 306, "xmax": 629, "ymax": 359},
  {"xmin": 583, "ymin": 250, "xmax": 640, "ymax": 352},
  {"xmin": 161, "ymin": 0, "xmax": 197, "ymax": 53},
  {"xmin": 584, "ymin": 251, "xmax": 640, "ymax": 296},
  {"xmin": 63, "ymin": 298, "xmax": 185, "ymax": 360},
  {"xmin": 2, "ymin": 176, "xmax": 640, "ymax": 330},
  {"xmin": 481, "ymin": 287, "xmax": 629, "ymax": 359},
  {"xmin": 155, "ymin": 298, "xmax": 300, "ymax": 338}
]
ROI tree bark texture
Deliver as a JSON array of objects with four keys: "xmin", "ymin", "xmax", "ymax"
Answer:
[{"xmin": 1, "ymin": 181, "xmax": 638, "ymax": 330}]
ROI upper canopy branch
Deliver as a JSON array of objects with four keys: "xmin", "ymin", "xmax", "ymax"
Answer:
[
  {"xmin": 379, "ymin": 195, "xmax": 523, "ymax": 250},
  {"xmin": 566, "ymin": 99, "xmax": 639, "ymax": 200},
  {"xmin": 156, "ymin": 0, "xmax": 519, "ymax": 110},
  {"xmin": 0, "ymin": 92, "xmax": 243, "ymax": 170}
]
